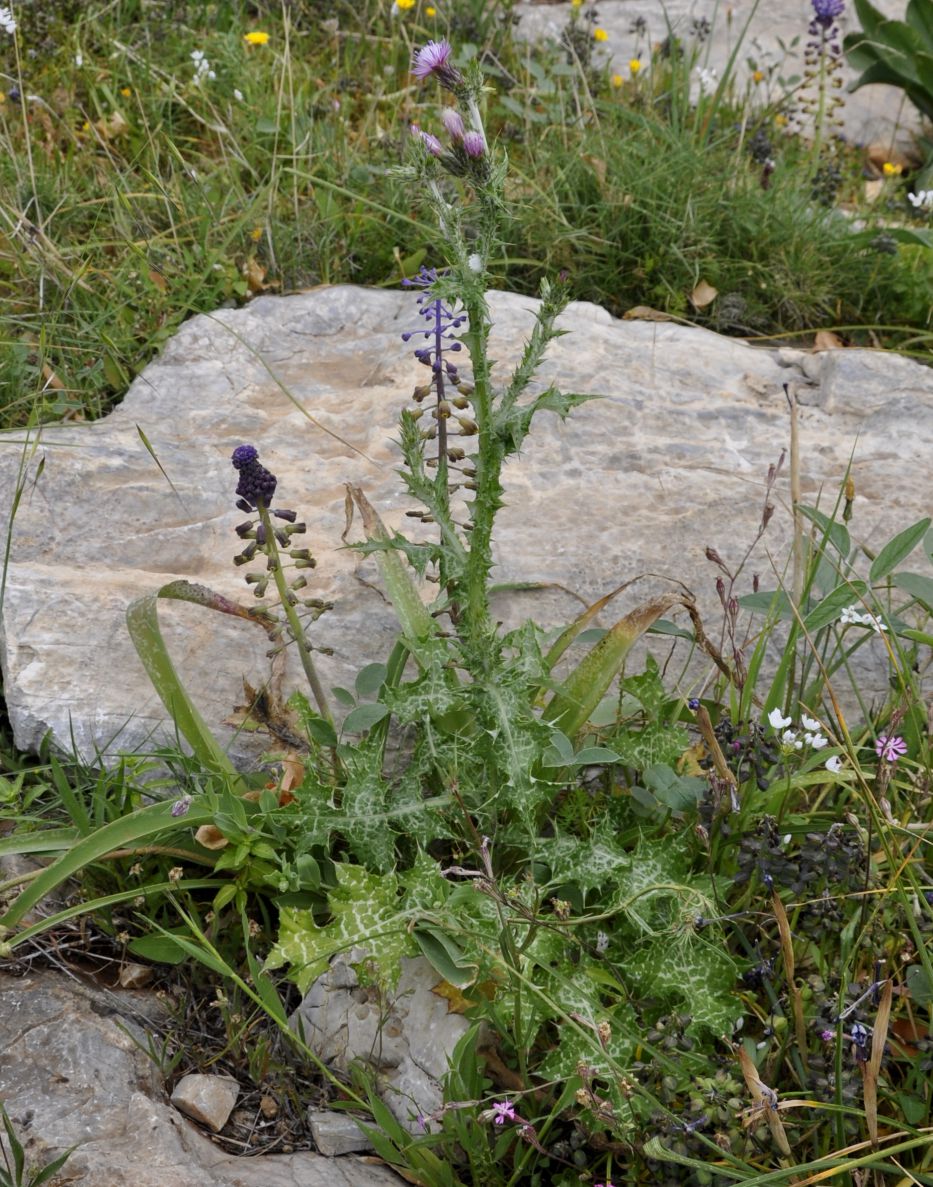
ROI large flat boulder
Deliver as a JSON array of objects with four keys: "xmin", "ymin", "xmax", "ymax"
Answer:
[{"xmin": 0, "ymin": 286, "xmax": 930, "ymax": 765}]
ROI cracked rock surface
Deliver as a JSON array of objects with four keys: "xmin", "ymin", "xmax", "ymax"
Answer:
[
  {"xmin": 0, "ymin": 972, "xmax": 401, "ymax": 1186},
  {"xmin": 0, "ymin": 286, "xmax": 930, "ymax": 765}
]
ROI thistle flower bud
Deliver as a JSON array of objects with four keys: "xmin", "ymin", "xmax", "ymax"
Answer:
[
  {"xmin": 440, "ymin": 107, "xmax": 465, "ymax": 141},
  {"xmin": 462, "ymin": 131, "xmax": 485, "ymax": 158}
]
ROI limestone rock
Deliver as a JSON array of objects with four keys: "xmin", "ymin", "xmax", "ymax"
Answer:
[
  {"xmin": 0, "ymin": 286, "xmax": 930, "ymax": 765},
  {"xmin": 0, "ymin": 972, "xmax": 401, "ymax": 1186},
  {"xmin": 170, "ymin": 1073, "xmax": 240, "ymax": 1132},
  {"xmin": 515, "ymin": 0, "xmax": 917, "ymax": 147},
  {"xmin": 292, "ymin": 955, "xmax": 472, "ymax": 1131},
  {"xmin": 307, "ymin": 1110, "xmax": 376, "ymax": 1157}
]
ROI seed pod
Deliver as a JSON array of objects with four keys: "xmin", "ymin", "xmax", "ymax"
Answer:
[
  {"xmin": 457, "ymin": 417, "xmax": 478, "ymax": 436},
  {"xmin": 447, "ymin": 447, "xmax": 465, "ymax": 461}
]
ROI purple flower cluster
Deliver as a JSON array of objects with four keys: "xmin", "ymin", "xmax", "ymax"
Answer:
[
  {"xmin": 232, "ymin": 443, "xmax": 277, "ymax": 510},
  {"xmin": 411, "ymin": 40, "xmax": 464, "ymax": 92},
  {"xmin": 402, "ymin": 267, "xmax": 466, "ymax": 385},
  {"xmin": 811, "ymin": 0, "xmax": 844, "ymax": 27}
]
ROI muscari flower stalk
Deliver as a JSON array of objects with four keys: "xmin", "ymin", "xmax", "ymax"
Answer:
[
  {"xmin": 230, "ymin": 445, "xmax": 332, "ymax": 723},
  {"xmin": 803, "ymin": 0, "xmax": 846, "ymax": 161}
]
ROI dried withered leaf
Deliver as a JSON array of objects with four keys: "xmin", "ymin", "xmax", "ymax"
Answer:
[
  {"xmin": 690, "ymin": 279, "xmax": 718, "ymax": 309},
  {"xmin": 194, "ymin": 824, "xmax": 229, "ymax": 850},
  {"xmin": 622, "ymin": 305, "xmax": 676, "ymax": 322},
  {"xmin": 813, "ymin": 329, "xmax": 844, "ymax": 351}
]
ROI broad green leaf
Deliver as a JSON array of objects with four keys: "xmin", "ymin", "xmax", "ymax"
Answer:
[
  {"xmin": 643, "ymin": 763, "xmax": 706, "ymax": 811},
  {"xmin": 573, "ymin": 745, "xmax": 622, "ymax": 766},
  {"xmin": 342, "ymin": 703, "xmax": 390, "ymax": 733},
  {"xmin": 803, "ymin": 581, "xmax": 868, "ymax": 633},
  {"xmin": 414, "ymin": 925, "xmax": 479, "ymax": 988},
  {"xmin": 737, "ymin": 589, "xmax": 795, "ymax": 620},
  {"xmin": 893, "ymin": 571, "xmax": 933, "ymax": 613},
  {"xmin": 869, "ymin": 517, "xmax": 931, "ymax": 581},
  {"xmin": 127, "ymin": 932, "xmax": 191, "ymax": 965},
  {"xmin": 355, "ymin": 662, "xmax": 388, "ymax": 697}
]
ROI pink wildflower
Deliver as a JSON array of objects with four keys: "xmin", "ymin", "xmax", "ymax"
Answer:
[
  {"xmin": 411, "ymin": 40, "xmax": 464, "ymax": 90},
  {"xmin": 491, "ymin": 1100, "xmax": 516, "ymax": 1125},
  {"xmin": 875, "ymin": 734, "xmax": 908, "ymax": 762}
]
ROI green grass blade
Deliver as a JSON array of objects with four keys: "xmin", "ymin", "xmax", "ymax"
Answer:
[
  {"xmin": 0, "ymin": 798, "xmax": 216, "ymax": 931},
  {"xmin": 125, "ymin": 587, "xmax": 244, "ymax": 786},
  {"xmin": 543, "ymin": 594, "xmax": 682, "ymax": 737}
]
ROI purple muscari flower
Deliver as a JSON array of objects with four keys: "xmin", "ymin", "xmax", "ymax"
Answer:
[
  {"xmin": 411, "ymin": 40, "xmax": 464, "ymax": 91},
  {"xmin": 171, "ymin": 795, "xmax": 192, "ymax": 818},
  {"xmin": 820, "ymin": 1028, "xmax": 834, "ymax": 1042},
  {"xmin": 232, "ymin": 443, "xmax": 277, "ymax": 510},
  {"xmin": 811, "ymin": 0, "xmax": 844, "ymax": 26},
  {"xmin": 462, "ymin": 131, "xmax": 485, "ymax": 158},
  {"xmin": 491, "ymin": 1100, "xmax": 516, "ymax": 1125},
  {"xmin": 687, "ymin": 698, "xmax": 700, "ymax": 710},
  {"xmin": 440, "ymin": 107, "xmax": 465, "ymax": 141},
  {"xmin": 875, "ymin": 734, "xmax": 908, "ymax": 762},
  {"xmin": 401, "ymin": 268, "xmax": 466, "ymax": 389}
]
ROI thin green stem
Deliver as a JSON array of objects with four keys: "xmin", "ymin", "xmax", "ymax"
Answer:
[{"xmin": 258, "ymin": 505, "xmax": 333, "ymax": 724}]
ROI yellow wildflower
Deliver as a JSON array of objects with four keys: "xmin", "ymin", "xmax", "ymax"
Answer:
[
  {"xmin": 611, "ymin": 73, "xmax": 623, "ymax": 88},
  {"xmin": 593, "ymin": 27, "xmax": 608, "ymax": 41},
  {"xmin": 244, "ymin": 31, "xmax": 270, "ymax": 45},
  {"xmin": 629, "ymin": 58, "xmax": 641, "ymax": 74},
  {"xmin": 570, "ymin": 0, "xmax": 583, "ymax": 7},
  {"xmin": 396, "ymin": 0, "xmax": 416, "ymax": 9},
  {"xmin": 775, "ymin": 113, "xmax": 788, "ymax": 127},
  {"xmin": 753, "ymin": 70, "xmax": 764, "ymax": 83},
  {"xmin": 250, "ymin": 226, "xmax": 263, "ymax": 241},
  {"xmin": 426, "ymin": 4, "xmax": 436, "ymax": 12},
  {"xmin": 882, "ymin": 161, "xmax": 902, "ymax": 176},
  {"xmin": 120, "ymin": 86, "xmax": 132, "ymax": 97}
]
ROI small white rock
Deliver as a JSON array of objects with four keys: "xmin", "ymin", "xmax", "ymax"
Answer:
[
  {"xmin": 307, "ymin": 1109, "xmax": 375, "ymax": 1157},
  {"xmin": 170, "ymin": 1073, "xmax": 239, "ymax": 1133}
]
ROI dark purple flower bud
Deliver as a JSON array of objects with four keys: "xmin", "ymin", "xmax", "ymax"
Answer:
[
  {"xmin": 687, "ymin": 698, "xmax": 700, "ymax": 710},
  {"xmin": 232, "ymin": 444, "xmax": 277, "ymax": 509},
  {"xmin": 440, "ymin": 107, "xmax": 465, "ymax": 141},
  {"xmin": 8, "ymin": 86, "xmax": 20, "ymax": 103},
  {"xmin": 171, "ymin": 795, "xmax": 192, "ymax": 818},
  {"xmin": 462, "ymin": 131, "xmax": 485, "ymax": 158},
  {"xmin": 274, "ymin": 508, "xmax": 297, "ymax": 522}
]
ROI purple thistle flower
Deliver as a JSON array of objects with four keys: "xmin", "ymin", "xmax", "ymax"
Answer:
[
  {"xmin": 420, "ymin": 131, "xmax": 444, "ymax": 157},
  {"xmin": 411, "ymin": 40, "xmax": 464, "ymax": 91},
  {"xmin": 491, "ymin": 1100, "xmax": 516, "ymax": 1125},
  {"xmin": 875, "ymin": 734, "xmax": 908, "ymax": 762},
  {"xmin": 171, "ymin": 795, "xmax": 192, "ymax": 818},
  {"xmin": 462, "ymin": 131, "xmax": 485, "ymax": 159},
  {"xmin": 811, "ymin": 0, "xmax": 844, "ymax": 26},
  {"xmin": 440, "ymin": 107, "xmax": 465, "ymax": 141},
  {"xmin": 232, "ymin": 443, "xmax": 277, "ymax": 510}
]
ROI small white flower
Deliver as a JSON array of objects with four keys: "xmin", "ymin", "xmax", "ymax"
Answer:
[
  {"xmin": 596, "ymin": 930, "xmax": 609, "ymax": 953},
  {"xmin": 234, "ymin": 88, "xmax": 244, "ymax": 101},
  {"xmin": 839, "ymin": 605, "xmax": 864, "ymax": 626},
  {"xmin": 696, "ymin": 66, "xmax": 718, "ymax": 93},
  {"xmin": 0, "ymin": 5, "xmax": 16, "ymax": 34},
  {"xmin": 782, "ymin": 834, "xmax": 792, "ymax": 846},
  {"xmin": 800, "ymin": 714, "xmax": 821, "ymax": 733},
  {"xmin": 825, "ymin": 755, "xmax": 843, "ymax": 774},
  {"xmin": 908, "ymin": 190, "xmax": 933, "ymax": 209},
  {"xmin": 866, "ymin": 615, "xmax": 888, "ymax": 634},
  {"xmin": 805, "ymin": 731, "xmax": 829, "ymax": 750},
  {"xmin": 782, "ymin": 729, "xmax": 803, "ymax": 751},
  {"xmin": 75, "ymin": 52, "xmax": 84, "ymax": 67},
  {"xmin": 768, "ymin": 708, "xmax": 793, "ymax": 730},
  {"xmin": 191, "ymin": 49, "xmax": 205, "ymax": 62},
  {"xmin": 467, "ymin": 252, "xmax": 483, "ymax": 273}
]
